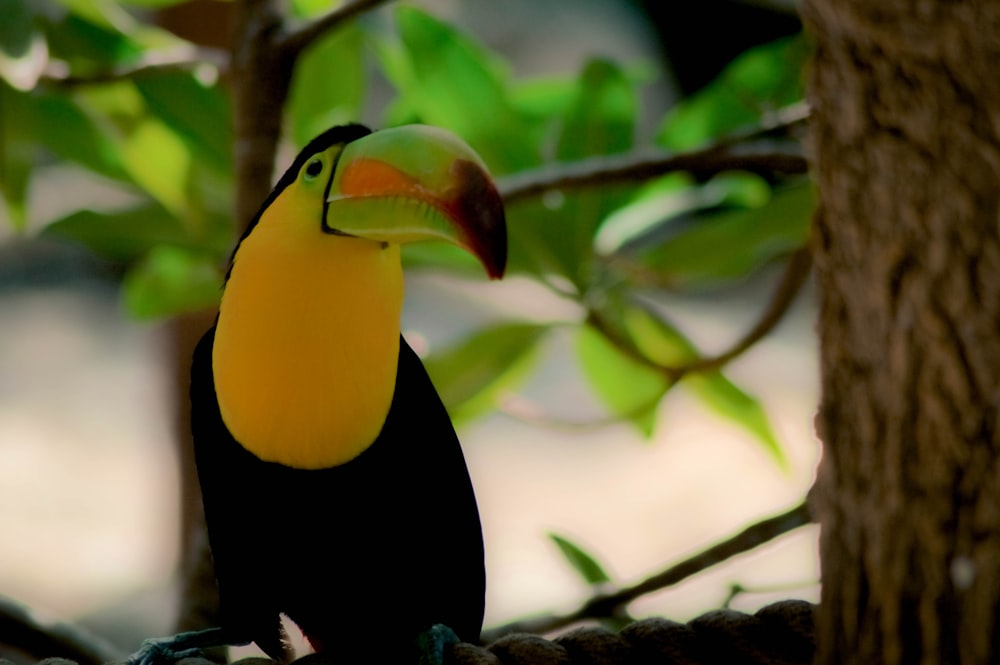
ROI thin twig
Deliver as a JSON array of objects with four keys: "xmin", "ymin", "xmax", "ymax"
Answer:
[
  {"xmin": 277, "ymin": 0, "xmax": 397, "ymax": 60},
  {"xmin": 0, "ymin": 595, "xmax": 123, "ymax": 665},
  {"xmin": 39, "ymin": 46, "xmax": 229, "ymax": 87},
  {"xmin": 670, "ymin": 247, "xmax": 813, "ymax": 377},
  {"xmin": 588, "ymin": 248, "xmax": 812, "ymax": 382},
  {"xmin": 481, "ymin": 499, "xmax": 812, "ymax": 641},
  {"xmin": 498, "ymin": 103, "xmax": 810, "ymax": 204}
]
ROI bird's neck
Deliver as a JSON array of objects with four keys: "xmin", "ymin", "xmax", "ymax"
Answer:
[{"xmin": 213, "ymin": 222, "xmax": 403, "ymax": 469}]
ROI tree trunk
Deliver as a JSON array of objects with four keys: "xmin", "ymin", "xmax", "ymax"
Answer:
[{"xmin": 803, "ymin": 1, "xmax": 1000, "ymax": 663}]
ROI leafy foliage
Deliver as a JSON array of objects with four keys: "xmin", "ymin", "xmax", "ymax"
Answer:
[
  {"xmin": 548, "ymin": 533, "xmax": 613, "ymax": 587},
  {"xmin": 0, "ymin": 1, "xmax": 811, "ymax": 470}
]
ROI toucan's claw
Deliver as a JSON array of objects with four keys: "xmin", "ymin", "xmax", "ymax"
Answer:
[
  {"xmin": 121, "ymin": 628, "xmax": 229, "ymax": 665},
  {"xmin": 417, "ymin": 623, "xmax": 461, "ymax": 665}
]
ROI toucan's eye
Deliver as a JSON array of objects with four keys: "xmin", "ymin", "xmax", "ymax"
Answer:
[{"xmin": 304, "ymin": 158, "xmax": 324, "ymax": 181}]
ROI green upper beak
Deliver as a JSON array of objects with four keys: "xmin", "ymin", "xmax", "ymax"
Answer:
[{"xmin": 324, "ymin": 125, "xmax": 507, "ymax": 279}]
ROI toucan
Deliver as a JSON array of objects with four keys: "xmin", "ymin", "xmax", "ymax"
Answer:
[{"xmin": 128, "ymin": 123, "xmax": 505, "ymax": 664}]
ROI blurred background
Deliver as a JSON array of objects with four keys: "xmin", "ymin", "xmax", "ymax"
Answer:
[{"xmin": 0, "ymin": 0, "xmax": 818, "ymax": 655}]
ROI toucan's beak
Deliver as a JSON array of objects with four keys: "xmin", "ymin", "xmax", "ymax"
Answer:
[{"xmin": 325, "ymin": 125, "xmax": 507, "ymax": 279}]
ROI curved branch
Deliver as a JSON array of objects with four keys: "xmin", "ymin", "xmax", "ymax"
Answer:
[
  {"xmin": 482, "ymin": 499, "xmax": 813, "ymax": 641},
  {"xmin": 499, "ymin": 103, "xmax": 810, "ymax": 204},
  {"xmin": 277, "ymin": 0, "xmax": 396, "ymax": 61},
  {"xmin": 671, "ymin": 247, "xmax": 813, "ymax": 378},
  {"xmin": 588, "ymin": 247, "xmax": 812, "ymax": 383}
]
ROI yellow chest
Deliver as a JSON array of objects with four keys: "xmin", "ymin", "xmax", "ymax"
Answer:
[{"xmin": 213, "ymin": 222, "xmax": 403, "ymax": 470}]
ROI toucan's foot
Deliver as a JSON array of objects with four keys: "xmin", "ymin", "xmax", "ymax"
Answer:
[
  {"xmin": 122, "ymin": 628, "xmax": 228, "ymax": 665},
  {"xmin": 416, "ymin": 624, "xmax": 460, "ymax": 665}
]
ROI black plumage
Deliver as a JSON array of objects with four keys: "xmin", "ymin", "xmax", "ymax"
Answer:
[{"xmin": 191, "ymin": 328, "xmax": 485, "ymax": 662}]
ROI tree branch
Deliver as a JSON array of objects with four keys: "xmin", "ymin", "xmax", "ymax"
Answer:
[
  {"xmin": 0, "ymin": 595, "xmax": 122, "ymax": 665},
  {"xmin": 670, "ymin": 247, "xmax": 813, "ymax": 378},
  {"xmin": 588, "ymin": 247, "xmax": 812, "ymax": 383},
  {"xmin": 481, "ymin": 499, "xmax": 813, "ymax": 641},
  {"xmin": 39, "ymin": 46, "xmax": 229, "ymax": 87},
  {"xmin": 498, "ymin": 103, "xmax": 810, "ymax": 204},
  {"xmin": 277, "ymin": 0, "xmax": 396, "ymax": 61}
]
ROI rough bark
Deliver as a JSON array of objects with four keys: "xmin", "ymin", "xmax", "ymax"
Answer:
[{"xmin": 803, "ymin": 2, "xmax": 1000, "ymax": 663}]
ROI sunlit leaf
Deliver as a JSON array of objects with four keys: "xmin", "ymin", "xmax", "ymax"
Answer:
[
  {"xmin": 509, "ymin": 75, "xmax": 576, "ymax": 122},
  {"xmin": 598, "ymin": 171, "xmax": 771, "ymax": 256},
  {"xmin": 686, "ymin": 371, "xmax": 787, "ymax": 470},
  {"xmin": 122, "ymin": 118, "xmax": 191, "ymax": 216},
  {"xmin": 422, "ymin": 322, "xmax": 546, "ymax": 423},
  {"xmin": 123, "ymin": 245, "xmax": 222, "ymax": 319},
  {"xmin": 594, "ymin": 173, "xmax": 696, "ymax": 255},
  {"xmin": 576, "ymin": 322, "xmax": 668, "ymax": 437},
  {"xmin": 289, "ymin": 0, "xmax": 338, "ymax": 18},
  {"xmin": 548, "ymin": 532, "xmax": 612, "ymax": 587},
  {"xmin": 657, "ymin": 35, "xmax": 808, "ymax": 151},
  {"xmin": 287, "ymin": 22, "xmax": 363, "ymax": 148},
  {"xmin": 75, "ymin": 78, "xmax": 145, "ymax": 119},
  {"xmin": 135, "ymin": 70, "xmax": 232, "ymax": 172},
  {"xmin": 43, "ymin": 204, "xmax": 231, "ymax": 262},
  {"xmin": 636, "ymin": 179, "xmax": 815, "ymax": 287},
  {"xmin": 623, "ymin": 304, "xmax": 787, "ymax": 467}
]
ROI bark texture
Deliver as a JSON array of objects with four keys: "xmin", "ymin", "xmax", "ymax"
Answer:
[{"xmin": 803, "ymin": 1, "xmax": 1000, "ymax": 663}]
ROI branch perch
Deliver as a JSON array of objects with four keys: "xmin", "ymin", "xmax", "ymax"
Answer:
[
  {"xmin": 482, "ymin": 500, "xmax": 813, "ymax": 641},
  {"xmin": 499, "ymin": 103, "xmax": 810, "ymax": 204}
]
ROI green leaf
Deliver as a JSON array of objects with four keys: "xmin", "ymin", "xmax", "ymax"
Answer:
[
  {"xmin": 290, "ymin": 0, "xmax": 339, "ymax": 18},
  {"xmin": 123, "ymin": 246, "xmax": 222, "ymax": 319},
  {"xmin": 134, "ymin": 71, "xmax": 232, "ymax": 173},
  {"xmin": 556, "ymin": 58, "xmax": 634, "ymax": 162},
  {"xmin": 287, "ymin": 22, "xmax": 364, "ymax": 148},
  {"xmin": 548, "ymin": 532, "xmax": 612, "ymax": 587},
  {"xmin": 422, "ymin": 322, "xmax": 546, "ymax": 424},
  {"xmin": 622, "ymin": 304, "xmax": 787, "ymax": 467},
  {"xmin": 597, "ymin": 171, "xmax": 771, "ymax": 256},
  {"xmin": 0, "ymin": 81, "xmax": 34, "ymax": 229},
  {"xmin": 389, "ymin": 6, "xmax": 537, "ymax": 173},
  {"xmin": 42, "ymin": 204, "xmax": 231, "ymax": 262},
  {"xmin": 509, "ymin": 59, "xmax": 637, "ymax": 286},
  {"xmin": 657, "ymin": 35, "xmax": 808, "ymax": 151},
  {"xmin": 594, "ymin": 173, "xmax": 696, "ymax": 254},
  {"xmin": 31, "ymin": 92, "xmax": 129, "ymax": 181},
  {"xmin": 636, "ymin": 179, "xmax": 815, "ymax": 287},
  {"xmin": 122, "ymin": 118, "xmax": 191, "ymax": 216},
  {"xmin": 0, "ymin": 0, "xmax": 35, "ymax": 60},
  {"xmin": 687, "ymin": 371, "xmax": 787, "ymax": 470},
  {"xmin": 50, "ymin": 0, "xmax": 179, "ymax": 49},
  {"xmin": 509, "ymin": 75, "xmax": 576, "ymax": 121},
  {"xmin": 43, "ymin": 11, "xmax": 143, "ymax": 67},
  {"xmin": 575, "ymin": 322, "xmax": 668, "ymax": 436}
]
